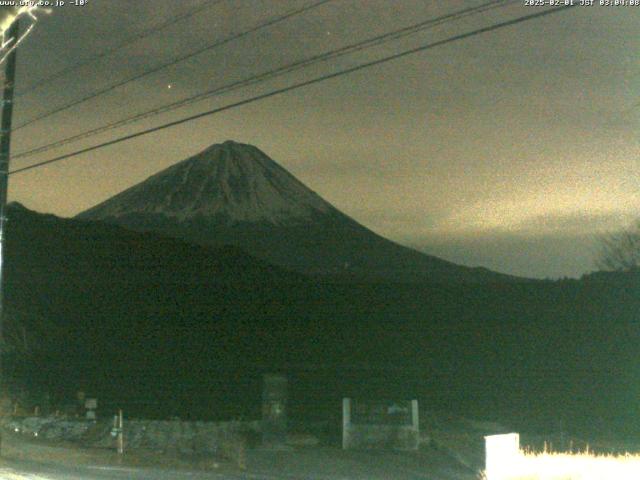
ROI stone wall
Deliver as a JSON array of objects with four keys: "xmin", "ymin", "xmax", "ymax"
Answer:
[
  {"xmin": 4, "ymin": 416, "xmax": 92, "ymax": 441},
  {"xmin": 3, "ymin": 416, "xmax": 259, "ymax": 458}
]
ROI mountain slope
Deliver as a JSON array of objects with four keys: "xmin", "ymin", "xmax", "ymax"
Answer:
[
  {"xmin": 3, "ymin": 201, "xmax": 306, "ymax": 358},
  {"xmin": 78, "ymin": 140, "xmax": 522, "ymax": 283},
  {"xmin": 79, "ymin": 141, "xmax": 334, "ymax": 225},
  {"xmin": 2, "ymin": 202, "xmax": 311, "ymax": 414},
  {"xmin": 4, "ymin": 202, "xmax": 304, "ymax": 357}
]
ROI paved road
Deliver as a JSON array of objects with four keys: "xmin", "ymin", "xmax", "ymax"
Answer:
[
  {"xmin": 0, "ymin": 450, "xmax": 476, "ymax": 480},
  {"xmin": 0, "ymin": 460, "xmax": 247, "ymax": 480}
]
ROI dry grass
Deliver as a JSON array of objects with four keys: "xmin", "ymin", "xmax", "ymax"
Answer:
[{"xmin": 482, "ymin": 449, "xmax": 640, "ymax": 480}]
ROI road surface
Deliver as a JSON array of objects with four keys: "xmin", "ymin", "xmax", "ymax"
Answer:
[{"xmin": 0, "ymin": 448, "xmax": 477, "ymax": 480}]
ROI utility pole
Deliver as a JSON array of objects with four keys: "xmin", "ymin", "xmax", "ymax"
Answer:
[{"xmin": 0, "ymin": 18, "xmax": 19, "ymax": 425}]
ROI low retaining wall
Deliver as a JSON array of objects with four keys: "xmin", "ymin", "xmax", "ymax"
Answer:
[
  {"xmin": 2, "ymin": 416, "xmax": 260, "ymax": 456},
  {"xmin": 4, "ymin": 416, "xmax": 92, "ymax": 441}
]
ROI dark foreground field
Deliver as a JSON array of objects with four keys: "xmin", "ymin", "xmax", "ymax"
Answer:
[
  {"xmin": 4, "ymin": 205, "xmax": 640, "ymax": 441},
  {"xmin": 0, "ymin": 428, "xmax": 476, "ymax": 480}
]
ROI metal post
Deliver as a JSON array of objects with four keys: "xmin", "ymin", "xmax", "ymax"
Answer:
[
  {"xmin": 0, "ymin": 18, "xmax": 19, "ymax": 457},
  {"xmin": 411, "ymin": 399, "xmax": 419, "ymax": 450},
  {"xmin": 117, "ymin": 409, "xmax": 124, "ymax": 455},
  {"xmin": 342, "ymin": 398, "xmax": 351, "ymax": 450}
]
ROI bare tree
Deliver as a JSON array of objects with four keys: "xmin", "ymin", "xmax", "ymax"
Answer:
[{"xmin": 597, "ymin": 219, "xmax": 640, "ymax": 272}]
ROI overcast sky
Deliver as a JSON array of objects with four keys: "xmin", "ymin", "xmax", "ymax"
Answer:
[{"xmin": 5, "ymin": 0, "xmax": 639, "ymax": 279}]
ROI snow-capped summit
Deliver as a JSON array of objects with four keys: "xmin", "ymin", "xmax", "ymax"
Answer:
[
  {"xmin": 78, "ymin": 141, "xmax": 520, "ymax": 283},
  {"xmin": 80, "ymin": 140, "xmax": 334, "ymax": 225}
]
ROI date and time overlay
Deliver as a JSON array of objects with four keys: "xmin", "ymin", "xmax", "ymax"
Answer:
[{"xmin": 525, "ymin": 0, "xmax": 639, "ymax": 6}]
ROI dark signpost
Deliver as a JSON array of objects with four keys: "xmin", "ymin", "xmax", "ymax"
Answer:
[
  {"xmin": 343, "ymin": 398, "xmax": 419, "ymax": 450},
  {"xmin": 351, "ymin": 399, "xmax": 413, "ymax": 426}
]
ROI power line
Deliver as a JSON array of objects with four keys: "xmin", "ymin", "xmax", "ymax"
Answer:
[
  {"xmin": 16, "ymin": 0, "xmax": 225, "ymax": 97},
  {"xmin": 13, "ymin": 0, "xmax": 514, "ymax": 161},
  {"xmin": 9, "ymin": 5, "xmax": 576, "ymax": 176},
  {"xmin": 12, "ymin": 0, "xmax": 333, "ymax": 132}
]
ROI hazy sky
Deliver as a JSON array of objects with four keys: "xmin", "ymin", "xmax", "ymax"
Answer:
[{"xmin": 6, "ymin": 0, "xmax": 640, "ymax": 279}]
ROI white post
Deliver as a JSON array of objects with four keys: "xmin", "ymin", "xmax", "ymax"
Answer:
[
  {"xmin": 117, "ymin": 409, "xmax": 124, "ymax": 455},
  {"xmin": 485, "ymin": 433, "xmax": 520, "ymax": 480},
  {"xmin": 411, "ymin": 400, "xmax": 419, "ymax": 450},
  {"xmin": 410, "ymin": 400, "xmax": 419, "ymax": 429},
  {"xmin": 342, "ymin": 398, "xmax": 351, "ymax": 450}
]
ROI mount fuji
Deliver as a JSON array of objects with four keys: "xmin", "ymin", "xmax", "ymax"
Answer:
[{"xmin": 77, "ymin": 141, "xmax": 518, "ymax": 283}]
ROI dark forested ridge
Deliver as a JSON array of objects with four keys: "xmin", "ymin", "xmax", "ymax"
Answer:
[{"xmin": 4, "ymin": 204, "xmax": 639, "ymax": 435}]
